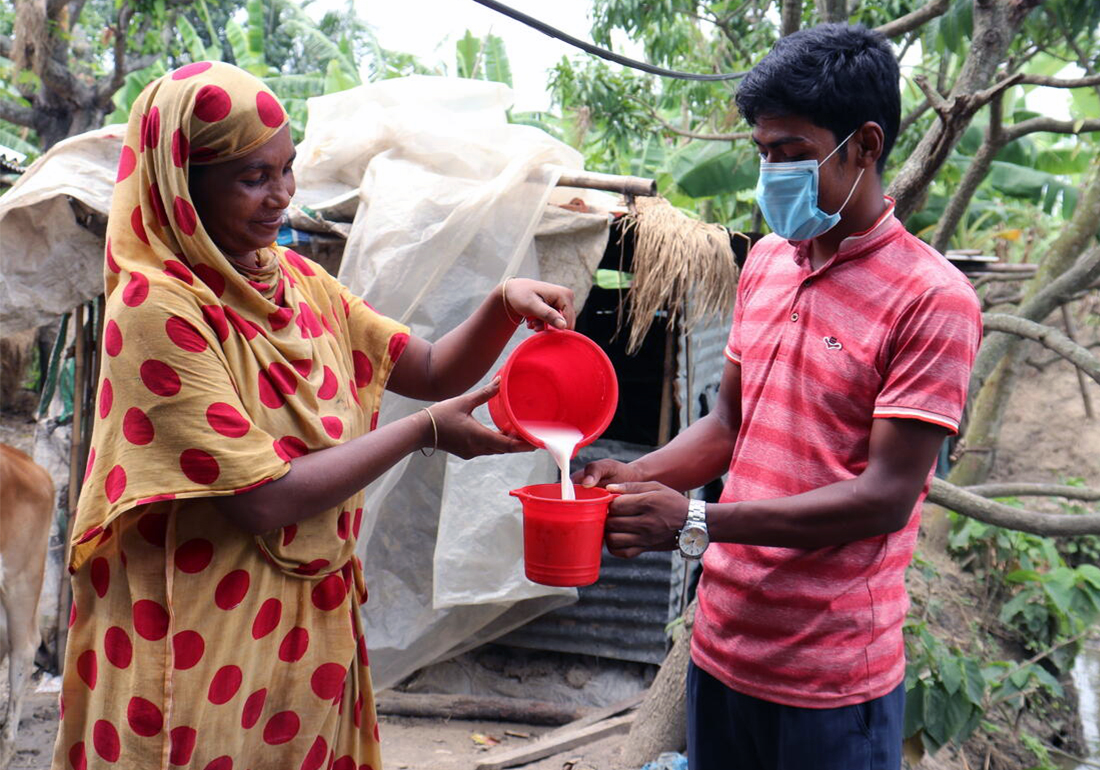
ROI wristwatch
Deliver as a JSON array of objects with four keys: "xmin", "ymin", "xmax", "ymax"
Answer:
[{"xmin": 678, "ymin": 499, "xmax": 710, "ymax": 560}]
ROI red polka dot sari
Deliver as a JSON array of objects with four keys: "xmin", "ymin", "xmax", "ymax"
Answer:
[{"xmin": 56, "ymin": 62, "xmax": 405, "ymax": 770}]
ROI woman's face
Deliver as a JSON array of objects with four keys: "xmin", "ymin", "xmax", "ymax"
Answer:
[{"xmin": 189, "ymin": 125, "xmax": 296, "ymax": 257}]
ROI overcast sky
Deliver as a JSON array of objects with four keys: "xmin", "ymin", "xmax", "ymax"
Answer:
[
  {"xmin": 313, "ymin": 1, "xmax": 1075, "ymax": 119},
  {"xmin": 341, "ymin": 1, "xmax": 604, "ymax": 112}
]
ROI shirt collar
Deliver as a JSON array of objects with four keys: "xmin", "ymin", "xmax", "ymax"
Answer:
[{"xmin": 792, "ymin": 197, "xmax": 901, "ymax": 270}]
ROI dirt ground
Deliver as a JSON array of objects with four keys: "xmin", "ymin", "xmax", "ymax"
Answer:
[
  {"xmin": 1, "ymin": 303, "xmax": 1098, "ymax": 770},
  {"xmin": 3, "ymin": 672, "xmax": 624, "ymax": 770}
]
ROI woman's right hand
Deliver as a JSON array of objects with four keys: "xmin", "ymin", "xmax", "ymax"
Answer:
[{"xmin": 427, "ymin": 379, "xmax": 533, "ymax": 459}]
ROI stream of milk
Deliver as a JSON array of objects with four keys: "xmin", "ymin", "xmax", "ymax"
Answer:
[{"xmin": 521, "ymin": 422, "xmax": 584, "ymax": 501}]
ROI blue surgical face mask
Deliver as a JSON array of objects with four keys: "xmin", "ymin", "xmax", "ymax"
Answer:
[{"xmin": 755, "ymin": 129, "xmax": 864, "ymax": 242}]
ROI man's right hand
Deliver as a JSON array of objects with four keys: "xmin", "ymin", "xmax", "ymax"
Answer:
[{"xmin": 572, "ymin": 459, "xmax": 646, "ymax": 489}]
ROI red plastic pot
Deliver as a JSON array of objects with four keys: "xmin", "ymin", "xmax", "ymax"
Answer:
[
  {"xmin": 488, "ymin": 329, "xmax": 618, "ymax": 457},
  {"xmin": 510, "ymin": 483, "xmax": 616, "ymax": 587}
]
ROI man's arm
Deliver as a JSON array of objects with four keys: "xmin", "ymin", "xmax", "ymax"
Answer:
[
  {"xmin": 574, "ymin": 361, "xmax": 743, "ymax": 492},
  {"xmin": 603, "ymin": 416, "xmax": 948, "ymax": 558}
]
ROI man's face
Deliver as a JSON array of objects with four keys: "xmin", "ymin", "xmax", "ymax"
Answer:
[{"xmin": 751, "ymin": 114, "xmax": 861, "ymax": 217}]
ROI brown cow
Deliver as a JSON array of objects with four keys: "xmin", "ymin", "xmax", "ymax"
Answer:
[{"xmin": 0, "ymin": 442, "xmax": 54, "ymax": 766}]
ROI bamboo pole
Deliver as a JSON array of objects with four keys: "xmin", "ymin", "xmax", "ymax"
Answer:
[
  {"xmin": 56, "ymin": 304, "xmax": 85, "ymax": 668},
  {"xmin": 555, "ymin": 169, "xmax": 657, "ymax": 198},
  {"xmin": 657, "ymin": 328, "xmax": 676, "ymax": 446}
]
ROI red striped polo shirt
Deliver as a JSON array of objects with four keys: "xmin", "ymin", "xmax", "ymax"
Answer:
[{"xmin": 691, "ymin": 200, "xmax": 982, "ymax": 708}]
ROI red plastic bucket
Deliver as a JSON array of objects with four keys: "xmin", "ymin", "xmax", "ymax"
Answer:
[
  {"xmin": 510, "ymin": 483, "xmax": 615, "ymax": 587},
  {"xmin": 488, "ymin": 329, "xmax": 618, "ymax": 456}
]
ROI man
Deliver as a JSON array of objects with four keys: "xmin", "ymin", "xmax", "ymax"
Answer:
[{"xmin": 576, "ymin": 23, "xmax": 982, "ymax": 770}]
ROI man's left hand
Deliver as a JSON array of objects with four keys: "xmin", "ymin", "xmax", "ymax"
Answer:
[{"xmin": 604, "ymin": 481, "xmax": 688, "ymax": 559}]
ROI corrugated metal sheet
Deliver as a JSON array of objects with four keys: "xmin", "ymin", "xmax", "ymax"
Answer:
[
  {"xmin": 680, "ymin": 310, "xmax": 731, "ymax": 429},
  {"xmin": 500, "ymin": 550, "xmax": 678, "ymax": 664}
]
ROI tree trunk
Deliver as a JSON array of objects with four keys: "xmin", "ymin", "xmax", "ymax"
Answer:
[
  {"xmin": 815, "ymin": 0, "xmax": 848, "ymax": 23},
  {"xmin": 887, "ymin": 0, "xmax": 1040, "ymax": 222},
  {"xmin": 781, "ymin": 0, "xmax": 803, "ymax": 36},
  {"xmin": 949, "ymin": 162, "xmax": 1100, "ymax": 486},
  {"xmin": 3, "ymin": 0, "xmax": 140, "ymax": 150},
  {"xmin": 619, "ymin": 599, "xmax": 697, "ymax": 768},
  {"xmin": 930, "ymin": 94, "xmax": 1005, "ymax": 253}
]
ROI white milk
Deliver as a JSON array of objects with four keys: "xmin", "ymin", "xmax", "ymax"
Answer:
[{"xmin": 522, "ymin": 422, "xmax": 584, "ymax": 501}]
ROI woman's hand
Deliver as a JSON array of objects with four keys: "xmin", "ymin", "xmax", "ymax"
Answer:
[
  {"xmin": 503, "ymin": 278, "xmax": 576, "ymax": 331},
  {"xmin": 427, "ymin": 379, "xmax": 533, "ymax": 459}
]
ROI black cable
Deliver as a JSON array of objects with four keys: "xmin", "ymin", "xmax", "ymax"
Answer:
[{"xmin": 469, "ymin": 0, "xmax": 747, "ymax": 81}]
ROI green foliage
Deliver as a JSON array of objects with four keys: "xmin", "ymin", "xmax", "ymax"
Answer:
[
  {"xmin": 904, "ymin": 621, "xmax": 988, "ymax": 754},
  {"xmin": 106, "ymin": 60, "xmax": 168, "ymax": 125},
  {"xmin": 904, "ymin": 491, "xmax": 1100, "ymax": 756},
  {"xmin": 999, "ymin": 564, "xmax": 1100, "ymax": 669},
  {"xmin": 455, "ymin": 30, "xmax": 513, "ymax": 87}
]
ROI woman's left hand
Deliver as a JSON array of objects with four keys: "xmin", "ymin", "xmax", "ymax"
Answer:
[{"xmin": 503, "ymin": 278, "xmax": 576, "ymax": 331}]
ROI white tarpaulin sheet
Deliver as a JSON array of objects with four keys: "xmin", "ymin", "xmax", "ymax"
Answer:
[
  {"xmin": 313, "ymin": 77, "xmax": 611, "ymax": 686},
  {"xmin": 0, "ymin": 125, "xmax": 125, "ymax": 332},
  {"xmin": 2, "ymin": 75, "xmax": 612, "ymax": 689}
]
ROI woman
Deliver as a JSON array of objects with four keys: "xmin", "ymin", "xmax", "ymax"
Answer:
[{"xmin": 55, "ymin": 61, "xmax": 574, "ymax": 770}]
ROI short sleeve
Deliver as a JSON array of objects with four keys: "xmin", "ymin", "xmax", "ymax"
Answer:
[
  {"xmin": 725, "ymin": 243, "xmax": 764, "ymax": 365},
  {"xmin": 328, "ymin": 277, "xmax": 410, "ymax": 398},
  {"xmin": 873, "ymin": 284, "xmax": 982, "ymax": 434},
  {"xmin": 724, "ymin": 289, "xmax": 745, "ymax": 365}
]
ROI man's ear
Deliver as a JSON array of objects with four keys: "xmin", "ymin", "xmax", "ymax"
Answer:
[{"xmin": 855, "ymin": 121, "xmax": 884, "ymax": 169}]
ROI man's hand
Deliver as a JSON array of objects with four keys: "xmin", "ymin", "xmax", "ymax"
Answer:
[
  {"xmin": 571, "ymin": 458, "xmax": 645, "ymax": 489},
  {"xmin": 603, "ymin": 481, "xmax": 689, "ymax": 559}
]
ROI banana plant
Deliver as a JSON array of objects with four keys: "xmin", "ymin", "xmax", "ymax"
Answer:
[{"xmin": 455, "ymin": 30, "xmax": 513, "ymax": 87}]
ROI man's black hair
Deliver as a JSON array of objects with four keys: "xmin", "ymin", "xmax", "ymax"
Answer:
[{"xmin": 735, "ymin": 23, "xmax": 901, "ymax": 173}]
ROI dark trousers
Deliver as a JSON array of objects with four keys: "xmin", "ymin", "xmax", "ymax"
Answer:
[{"xmin": 686, "ymin": 660, "xmax": 904, "ymax": 770}]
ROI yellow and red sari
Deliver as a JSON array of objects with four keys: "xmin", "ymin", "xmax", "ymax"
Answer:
[{"xmin": 55, "ymin": 61, "xmax": 406, "ymax": 770}]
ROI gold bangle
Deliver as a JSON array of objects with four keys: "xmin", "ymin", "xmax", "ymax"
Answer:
[
  {"xmin": 501, "ymin": 276, "xmax": 523, "ymax": 325},
  {"xmin": 420, "ymin": 408, "xmax": 438, "ymax": 457}
]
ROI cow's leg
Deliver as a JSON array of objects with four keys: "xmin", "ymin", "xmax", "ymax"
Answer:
[{"xmin": 1, "ymin": 578, "xmax": 41, "ymax": 766}]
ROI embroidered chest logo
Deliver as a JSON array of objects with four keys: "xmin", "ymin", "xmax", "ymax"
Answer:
[{"xmin": 823, "ymin": 336, "xmax": 843, "ymax": 351}]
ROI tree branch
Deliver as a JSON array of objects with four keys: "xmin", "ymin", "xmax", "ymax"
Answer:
[
  {"xmin": 931, "ymin": 91, "xmax": 1005, "ymax": 252},
  {"xmin": 0, "ymin": 97, "xmax": 36, "ymax": 128},
  {"xmin": 969, "ymin": 245, "xmax": 1100, "ymax": 397},
  {"xmin": 1017, "ymin": 73, "xmax": 1100, "ymax": 89},
  {"xmin": 874, "ymin": 0, "xmax": 951, "ymax": 38},
  {"xmin": 928, "ymin": 478, "xmax": 1100, "ymax": 536},
  {"xmin": 898, "ymin": 97, "xmax": 931, "ymax": 136},
  {"xmin": 981, "ymin": 313, "xmax": 1100, "ymax": 386},
  {"xmin": 110, "ymin": 3, "xmax": 135, "ymax": 96},
  {"xmin": 912, "ymin": 74, "xmax": 951, "ymax": 121},
  {"xmin": 962, "ymin": 483, "xmax": 1100, "ymax": 501},
  {"xmin": 971, "ymin": 73, "xmax": 1026, "ymax": 110},
  {"xmin": 1003, "ymin": 116, "xmax": 1100, "ymax": 142},
  {"xmin": 634, "ymin": 98, "xmax": 750, "ymax": 142}
]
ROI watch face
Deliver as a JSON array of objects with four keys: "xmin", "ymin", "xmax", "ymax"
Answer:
[{"xmin": 679, "ymin": 526, "xmax": 708, "ymax": 558}]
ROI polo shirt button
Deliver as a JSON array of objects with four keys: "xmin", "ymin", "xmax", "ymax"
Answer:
[
  {"xmin": 790, "ymin": 312, "xmax": 799, "ymax": 322},
  {"xmin": 803, "ymin": 279, "xmax": 813, "ymax": 287}
]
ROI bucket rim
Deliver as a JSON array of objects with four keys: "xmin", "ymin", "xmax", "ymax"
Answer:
[{"xmin": 493, "ymin": 329, "xmax": 619, "ymax": 452}]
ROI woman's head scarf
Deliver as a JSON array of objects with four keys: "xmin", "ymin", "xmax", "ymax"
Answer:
[{"xmin": 72, "ymin": 61, "xmax": 408, "ymax": 574}]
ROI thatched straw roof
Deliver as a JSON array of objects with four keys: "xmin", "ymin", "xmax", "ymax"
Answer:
[{"xmin": 620, "ymin": 196, "xmax": 744, "ymax": 353}]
